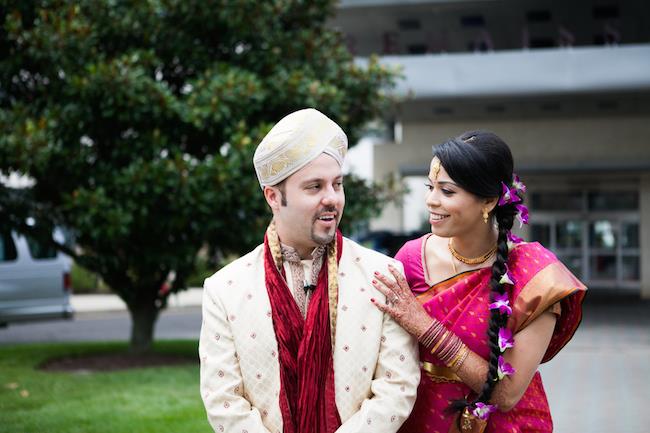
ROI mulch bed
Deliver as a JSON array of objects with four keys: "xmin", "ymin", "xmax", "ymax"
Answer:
[{"xmin": 38, "ymin": 353, "xmax": 197, "ymax": 373}]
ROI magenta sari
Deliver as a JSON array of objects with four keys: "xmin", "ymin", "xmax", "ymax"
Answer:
[{"xmin": 396, "ymin": 235, "xmax": 586, "ymax": 433}]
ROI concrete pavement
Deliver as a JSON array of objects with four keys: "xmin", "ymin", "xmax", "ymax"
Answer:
[
  {"xmin": 2, "ymin": 290, "xmax": 649, "ymax": 432},
  {"xmin": 538, "ymin": 295, "xmax": 650, "ymax": 433}
]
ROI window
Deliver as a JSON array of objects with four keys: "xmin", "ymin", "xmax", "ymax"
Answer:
[
  {"xmin": 531, "ymin": 192, "xmax": 582, "ymax": 211},
  {"xmin": 530, "ymin": 223, "xmax": 551, "ymax": 247},
  {"xmin": 1, "ymin": 231, "xmax": 18, "ymax": 262},
  {"xmin": 407, "ymin": 44, "xmax": 428, "ymax": 54},
  {"xmin": 557, "ymin": 220, "xmax": 582, "ymax": 248},
  {"xmin": 589, "ymin": 220, "xmax": 617, "ymax": 250},
  {"xmin": 588, "ymin": 191, "xmax": 638, "ymax": 211},
  {"xmin": 25, "ymin": 235, "xmax": 58, "ymax": 260},
  {"xmin": 621, "ymin": 223, "xmax": 639, "ymax": 248},
  {"xmin": 530, "ymin": 188, "xmax": 640, "ymax": 288},
  {"xmin": 526, "ymin": 10, "xmax": 552, "ymax": 23},
  {"xmin": 460, "ymin": 15, "xmax": 485, "ymax": 28},
  {"xmin": 593, "ymin": 5, "xmax": 619, "ymax": 19},
  {"xmin": 398, "ymin": 19, "xmax": 421, "ymax": 31},
  {"xmin": 529, "ymin": 37, "xmax": 555, "ymax": 48}
]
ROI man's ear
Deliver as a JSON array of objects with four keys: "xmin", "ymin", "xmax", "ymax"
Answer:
[{"xmin": 263, "ymin": 186, "xmax": 281, "ymax": 211}]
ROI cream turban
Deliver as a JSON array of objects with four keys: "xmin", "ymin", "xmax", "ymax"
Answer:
[{"xmin": 253, "ymin": 108, "xmax": 348, "ymax": 187}]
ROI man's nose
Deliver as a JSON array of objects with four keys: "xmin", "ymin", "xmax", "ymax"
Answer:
[{"xmin": 321, "ymin": 186, "xmax": 340, "ymax": 206}]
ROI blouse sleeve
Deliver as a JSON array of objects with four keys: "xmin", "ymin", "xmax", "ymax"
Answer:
[{"xmin": 394, "ymin": 237, "xmax": 424, "ymax": 291}]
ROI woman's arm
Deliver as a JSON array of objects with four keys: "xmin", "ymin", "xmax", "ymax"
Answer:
[
  {"xmin": 454, "ymin": 311, "xmax": 556, "ymax": 411},
  {"xmin": 371, "ymin": 265, "xmax": 557, "ymax": 412}
]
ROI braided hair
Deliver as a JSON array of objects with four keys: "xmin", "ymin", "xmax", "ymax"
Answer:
[{"xmin": 432, "ymin": 130, "xmax": 522, "ymax": 417}]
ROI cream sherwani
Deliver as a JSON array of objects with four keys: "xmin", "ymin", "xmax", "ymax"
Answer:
[{"xmin": 199, "ymin": 237, "xmax": 420, "ymax": 433}]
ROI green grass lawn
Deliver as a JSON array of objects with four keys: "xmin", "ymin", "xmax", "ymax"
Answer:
[{"xmin": 0, "ymin": 340, "xmax": 212, "ymax": 433}]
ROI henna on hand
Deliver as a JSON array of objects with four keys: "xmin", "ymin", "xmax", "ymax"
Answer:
[{"xmin": 370, "ymin": 265, "xmax": 434, "ymax": 338}]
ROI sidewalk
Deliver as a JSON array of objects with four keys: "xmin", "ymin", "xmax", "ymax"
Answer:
[{"xmin": 71, "ymin": 288, "xmax": 203, "ymax": 313}]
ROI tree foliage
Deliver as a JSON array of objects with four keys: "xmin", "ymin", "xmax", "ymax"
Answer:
[{"xmin": 0, "ymin": 0, "xmax": 396, "ymax": 351}]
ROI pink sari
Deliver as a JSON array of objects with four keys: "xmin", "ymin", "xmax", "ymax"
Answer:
[{"xmin": 396, "ymin": 235, "xmax": 586, "ymax": 433}]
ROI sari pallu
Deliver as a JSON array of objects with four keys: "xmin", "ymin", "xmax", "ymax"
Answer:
[{"xmin": 397, "ymin": 240, "xmax": 586, "ymax": 433}]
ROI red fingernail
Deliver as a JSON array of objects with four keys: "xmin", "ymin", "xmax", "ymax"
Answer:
[
  {"xmin": 370, "ymin": 298, "xmax": 375, "ymax": 303},
  {"xmin": 374, "ymin": 271, "xmax": 379, "ymax": 275},
  {"xmin": 372, "ymin": 279, "xmax": 377, "ymax": 284}
]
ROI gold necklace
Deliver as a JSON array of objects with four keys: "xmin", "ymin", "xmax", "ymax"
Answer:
[{"xmin": 448, "ymin": 239, "xmax": 497, "ymax": 265}]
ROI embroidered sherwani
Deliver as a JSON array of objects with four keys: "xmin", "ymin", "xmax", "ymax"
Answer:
[{"xmin": 199, "ymin": 237, "xmax": 420, "ymax": 433}]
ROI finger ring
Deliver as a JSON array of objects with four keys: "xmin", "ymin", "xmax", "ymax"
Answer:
[{"xmin": 392, "ymin": 296, "xmax": 399, "ymax": 303}]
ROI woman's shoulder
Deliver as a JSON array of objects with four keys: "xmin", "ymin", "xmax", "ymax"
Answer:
[
  {"xmin": 509, "ymin": 241, "xmax": 558, "ymax": 264},
  {"xmin": 394, "ymin": 234, "xmax": 428, "ymax": 264},
  {"xmin": 394, "ymin": 234, "xmax": 430, "ymax": 289}
]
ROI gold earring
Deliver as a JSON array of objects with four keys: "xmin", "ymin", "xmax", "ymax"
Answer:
[{"xmin": 482, "ymin": 209, "xmax": 489, "ymax": 224}]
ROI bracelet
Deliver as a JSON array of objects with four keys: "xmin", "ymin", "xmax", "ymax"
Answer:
[
  {"xmin": 449, "ymin": 345, "xmax": 470, "ymax": 372},
  {"xmin": 418, "ymin": 319, "xmax": 445, "ymax": 348},
  {"xmin": 418, "ymin": 319, "xmax": 470, "ymax": 370}
]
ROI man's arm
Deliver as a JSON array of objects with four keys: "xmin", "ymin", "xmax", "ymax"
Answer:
[
  {"xmin": 199, "ymin": 279, "xmax": 272, "ymax": 433},
  {"xmin": 336, "ymin": 266, "xmax": 420, "ymax": 433}
]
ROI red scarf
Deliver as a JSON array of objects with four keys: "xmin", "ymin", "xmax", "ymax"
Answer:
[{"xmin": 263, "ymin": 230, "xmax": 342, "ymax": 433}]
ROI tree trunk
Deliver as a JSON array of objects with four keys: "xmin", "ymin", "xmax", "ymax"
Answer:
[{"xmin": 128, "ymin": 301, "xmax": 159, "ymax": 353}]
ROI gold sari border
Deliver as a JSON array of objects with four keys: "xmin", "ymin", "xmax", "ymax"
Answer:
[
  {"xmin": 416, "ymin": 270, "xmax": 483, "ymax": 304},
  {"xmin": 422, "ymin": 361, "xmax": 462, "ymax": 383},
  {"xmin": 510, "ymin": 261, "xmax": 586, "ymax": 331},
  {"xmin": 509, "ymin": 260, "xmax": 587, "ymax": 362}
]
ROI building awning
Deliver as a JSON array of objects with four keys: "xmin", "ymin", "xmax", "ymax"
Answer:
[{"xmin": 360, "ymin": 44, "xmax": 650, "ymax": 99}]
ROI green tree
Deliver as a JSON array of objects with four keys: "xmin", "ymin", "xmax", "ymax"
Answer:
[{"xmin": 0, "ymin": 0, "xmax": 396, "ymax": 352}]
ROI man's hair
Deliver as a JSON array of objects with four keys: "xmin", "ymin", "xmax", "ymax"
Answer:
[{"xmin": 275, "ymin": 180, "xmax": 287, "ymax": 206}]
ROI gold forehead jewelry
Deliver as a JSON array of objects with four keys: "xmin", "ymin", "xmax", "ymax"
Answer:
[{"xmin": 431, "ymin": 157, "xmax": 441, "ymax": 180}]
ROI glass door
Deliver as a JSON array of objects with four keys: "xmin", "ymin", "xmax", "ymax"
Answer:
[{"xmin": 528, "ymin": 189, "xmax": 640, "ymax": 290}]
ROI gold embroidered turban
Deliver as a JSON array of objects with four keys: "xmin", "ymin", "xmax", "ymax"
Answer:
[{"xmin": 253, "ymin": 108, "xmax": 348, "ymax": 187}]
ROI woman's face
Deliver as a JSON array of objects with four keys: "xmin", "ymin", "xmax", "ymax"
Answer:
[{"xmin": 424, "ymin": 157, "xmax": 492, "ymax": 238}]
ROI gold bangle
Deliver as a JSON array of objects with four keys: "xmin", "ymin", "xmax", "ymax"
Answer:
[
  {"xmin": 450, "ymin": 345, "xmax": 470, "ymax": 372},
  {"xmin": 429, "ymin": 331, "xmax": 448, "ymax": 355}
]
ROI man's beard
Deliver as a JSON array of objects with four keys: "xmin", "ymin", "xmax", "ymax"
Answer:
[
  {"xmin": 311, "ymin": 206, "xmax": 338, "ymax": 245},
  {"xmin": 311, "ymin": 226, "xmax": 336, "ymax": 245}
]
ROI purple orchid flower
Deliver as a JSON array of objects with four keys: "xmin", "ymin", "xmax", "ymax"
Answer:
[
  {"xmin": 506, "ymin": 231, "xmax": 524, "ymax": 251},
  {"xmin": 472, "ymin": 402, "xmax": 497, "ymax": 420},
  {"xmin": 498, "ymin": 182, "xmax": 522, "ymax": 206},
  {"xmin": 497, "ymin": 355, "xmax": 516, "ymax": 380},
  {"xmin": 512, "ymin": 174, "xmax": 527, "ymax": 195},
  {"xmin": 489, "ymin": 292, "xmax": 512, "ymax": 315},
  {"xmin": 507, "ymin": 231, "xmax": 523, "ymax": 244},
  {"xmin": 515, "ymin": 204, "xmax": 529, "ymax": 227},
  {"xmin": 498, "ymin": 327, "xmax": 515, "ymax": 352}
]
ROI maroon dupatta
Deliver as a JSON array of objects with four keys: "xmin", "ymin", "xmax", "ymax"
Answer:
[{"xmin": 263, "ymin": 229, "xmax": 343, "ymax": 433}]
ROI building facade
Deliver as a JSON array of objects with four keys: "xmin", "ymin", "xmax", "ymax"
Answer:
[{"xmin": 331, "ymin": 0, "xmax": 650, "ymax": 297}]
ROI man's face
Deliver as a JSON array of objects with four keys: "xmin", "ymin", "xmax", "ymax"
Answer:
[{"xmin": 267, "ymin": 153, "xmax": 345, "ymax": 256}]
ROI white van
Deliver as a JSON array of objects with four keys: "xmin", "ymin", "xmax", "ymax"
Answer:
[{"xmin": 0, "ymin": 230, "xmax": 73, "ymax": 326}]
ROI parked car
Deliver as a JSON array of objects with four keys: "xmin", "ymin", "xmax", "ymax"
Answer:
[
  {"xmin": 0, "ymin": 230, "xmax": 73, "ymax": 327},
  {"xmin": 356, "ymin": 230, "xmax": 427, "ymax": 258}
]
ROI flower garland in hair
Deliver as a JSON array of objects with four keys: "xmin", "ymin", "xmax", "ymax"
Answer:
[
  {"xmin": 469, "ymin": 173, "xmax": 529, "ymax": 420},
  {"xmin": 500, "ymin": 173, "xmax": 529, "ymax": 248}
]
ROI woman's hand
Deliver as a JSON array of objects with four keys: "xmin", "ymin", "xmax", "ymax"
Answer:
[{"xmin": 371, "ymin": 264, "xmax": 435, "ymax": 339}]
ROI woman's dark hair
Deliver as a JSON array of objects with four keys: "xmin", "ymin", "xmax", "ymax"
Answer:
[{"xmin": 432, "ymin": 130, "xmax": 522, "ymax": 418}]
